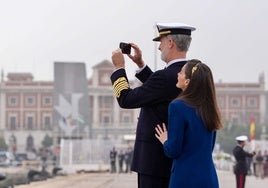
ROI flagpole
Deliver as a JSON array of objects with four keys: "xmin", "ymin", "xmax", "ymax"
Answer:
[{"xmin": 154, "ymin": 23, "xmax": 158, "ymax": 71}]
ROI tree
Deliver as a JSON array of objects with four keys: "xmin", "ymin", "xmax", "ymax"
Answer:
[
  {"xmin": 42, "ymin": 134, "xmax": 53, "ymax": 148},
  {"xmin": 0, "ymin": 136, "xmax": 8, "ymax": 151},
  {"xmin": 216, "ymin": 121, "xmax": 267, "ymax": 154}
]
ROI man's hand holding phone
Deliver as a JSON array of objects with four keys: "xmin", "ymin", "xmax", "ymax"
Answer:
[{"xmin": 119, "ymin": 42, "xmax": 145, "ymax": 68}]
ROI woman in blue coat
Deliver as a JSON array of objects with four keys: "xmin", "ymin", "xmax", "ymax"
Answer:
[{"xmin": 155, "ymin": 59, "xmax": 223, "ymax": 188}]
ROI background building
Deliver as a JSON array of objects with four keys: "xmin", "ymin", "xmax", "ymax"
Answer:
[
  {"xmin": 0, "ymin": 60, "xmax": 266, "ymax": 155},
  {"xmin": 215, "ymin": 73, "xmax": 266, "ymax": 126},
  {"xmin": 0, "ymin": 60, "xmax": 139, "ymax": 153}
]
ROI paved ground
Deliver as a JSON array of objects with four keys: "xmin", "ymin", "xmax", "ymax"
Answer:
[
  {"xmin": 15, "ymin": 170, "xmax": 268, "ymax": 188},
  {"xmin": 218, "ymin": 170, "xmax": 268, "ymax": 188}
]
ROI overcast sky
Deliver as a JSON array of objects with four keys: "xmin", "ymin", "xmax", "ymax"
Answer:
[{"xmin": 0, "ymin": 0, "xmax": 267, "ymax": 88}]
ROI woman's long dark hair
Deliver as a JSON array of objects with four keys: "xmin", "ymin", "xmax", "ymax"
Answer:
[{"xmin": 177, "ymin": 59, "xmax": 223, "ymax": 131}]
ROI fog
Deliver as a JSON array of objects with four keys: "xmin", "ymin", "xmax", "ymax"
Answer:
[{"xmin": 0, "ymin": 0, "xmax": 267, "ymax": 88}]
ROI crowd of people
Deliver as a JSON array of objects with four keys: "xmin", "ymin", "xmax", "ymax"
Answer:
[
  {"xmin": 251, "ymin": 150, "xmax": 268, "ymax": 178},
  {"xmin": 109, "ymin": 146, "xmax": 133, "ymax": 173}
]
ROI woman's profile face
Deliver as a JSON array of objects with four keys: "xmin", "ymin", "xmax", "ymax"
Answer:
[{"xmin": 176, "ymin": 64, "xmax": 189, "ymax": 91}]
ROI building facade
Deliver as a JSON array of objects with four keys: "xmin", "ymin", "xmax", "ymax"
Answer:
[
  {"xmin": 0, "ymin": 60, "xmax": 139, "ymax": 153},
  {"xmin": 0, "ymin": 60, "xmax": 266, "ymax": 153},
  {"xmin": 215, "ymin": 73, "xmax": 266, "ymax": 126},
  {"xmin": 0, "ymin": 72, "xmax": 54, "ymax": 153}
]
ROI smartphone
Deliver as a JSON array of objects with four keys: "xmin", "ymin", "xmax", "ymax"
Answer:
[{"xmin": 119, "ymin": 42, "xmax": 131, "ymax": 54}]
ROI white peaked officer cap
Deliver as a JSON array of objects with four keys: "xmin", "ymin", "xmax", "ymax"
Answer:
[
  {"xmin": 153, "ymin": 22, "xmax": 196, "ymax": 41},
  {"xmin": 235, "ymin": 135, "xmax": 248, "ymax": 141}
]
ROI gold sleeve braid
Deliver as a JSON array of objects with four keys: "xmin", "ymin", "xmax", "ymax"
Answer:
[{"xmin": 113, "ymin": 77, "xmax": 130, "ymax": 98}]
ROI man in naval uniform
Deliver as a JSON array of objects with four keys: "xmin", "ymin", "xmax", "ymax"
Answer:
[
  {"xmin": 110, "ymin": 22, "xmax": 196, "ymax": 188},
  {"xmin": 233, "ymin": 135, "xmax": 255, "ymax": 188}
]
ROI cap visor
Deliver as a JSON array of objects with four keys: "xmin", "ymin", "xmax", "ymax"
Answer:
[{"xmin": 153, "ymin": 36, "xmax": 161, "ymax": 41}]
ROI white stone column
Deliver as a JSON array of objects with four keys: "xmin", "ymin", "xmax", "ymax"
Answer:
[
  {"xmin": 93, "ymin": 94, "xmax": 99, "ymax": 128},
  {"xmin": 113, "ymin": 97, "xmax": 119, "ymax": 128}
]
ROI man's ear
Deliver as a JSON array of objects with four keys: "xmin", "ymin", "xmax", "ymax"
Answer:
[{"xmin": 168, "ymin": 38, "xmax": 174, "ymax": 48}]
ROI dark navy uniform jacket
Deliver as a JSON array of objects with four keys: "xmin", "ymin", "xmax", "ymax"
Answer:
[
  {"xmin": 110, "ymin": 61, "xmax": 186, "ymax": 178},
  {"xmin": 233, "ymin": 145, "xmax": 254, "ymax": 174}
]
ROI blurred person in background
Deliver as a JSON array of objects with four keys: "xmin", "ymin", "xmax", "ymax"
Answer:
[
  {"xmin": 118, "ymin": 150, "xmax": 125, "ymax": 173},
  {"xmin": 124, "ymin": 147, "xmax": 133, "ymax": 173},
  {"xmin": 233, "ymin": 135, "xmax": 256, "ymax": 188},
  {"xmin": 264, "ymin": 150, "xmax": 268, "ymax": 177},
  {"xmin": 110, "ymin": 147, "xmax": 117, "ymax": 173},
  {"xmin": 255, "ymin": 150, "xmax": 264, "ymax": 179}
]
